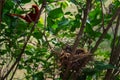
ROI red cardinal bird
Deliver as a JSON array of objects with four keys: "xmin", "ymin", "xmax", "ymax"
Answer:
[{"xmin": 10, "ymin": 5, "xmax": 39, "ymax": 23}]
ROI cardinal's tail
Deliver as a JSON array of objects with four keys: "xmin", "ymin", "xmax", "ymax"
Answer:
[{"xmin": 9, "ymin": 14, "xmax": 25, "ymax": 20}]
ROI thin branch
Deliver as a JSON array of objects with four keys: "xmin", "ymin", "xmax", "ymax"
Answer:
[
  {"xmin": 36, "ymin": 27, "xmax": 52, "ymax": 50},
  {"xmin": 100, "ymin": 0, "xmax": 105, "ymax": 31},
  {"xmin": 90, "ymin": 7, "xmax": 120, "ymax": 54},
  {"xmin": 43, "ymin": 8, "xmax": 52, "ymax": 50},
  {"xmin": 0, "ymin": 63, "xmax": 4, "ymax": 79},
  {"xmin": 110, "ymin": 15, "xmax": 120, "ymax": 64},
  {"xmin": 1, "ymin": 1, "xmax": 46, "ymax": 79},
  {"xmin": 110, "ymin": 15, "xmax": 120, "ymax": 77},
  {"xmin": 9, "ymin": 64, "xmax": 18, "ymax": 80},
  {"xmin": 104, "ymin": 35, "xmax": 120, "ymax": 80},
  {"xmin": 72, "ymin": 0, "xmax": 92, "ymax": 54},
  {"xmin": 2, "ymin": 58, "xmax": 12, "ymax": 78},
  {"xmin": 0, "ymin": 0, "xmax": 5, "ymax": 24},
  {"xmin": 36, "ymin": 9, "xmax": 52, "ymax": 50}
]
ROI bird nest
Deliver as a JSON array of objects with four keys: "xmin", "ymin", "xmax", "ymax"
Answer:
[{"xmin": 59, "ymin": 45, "xmax": 92, "ymax": 72}]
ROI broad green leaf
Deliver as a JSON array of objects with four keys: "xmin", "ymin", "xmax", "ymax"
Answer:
[
  {"xmin": 32, "ymin": 72, "xmax": 44, "ymax": 80},
  {"xmin": 39, "ymin": 18, "xmax": 44, "ymax": 25},
  {"xmin": 61, "ymin": 1, "xmax": 69, "ymax": 9},
  {"xmin": 89, "ymin": 7, "xmax": 102, "ymax": 26},
  {"xmin": 48, "ymin": 7, "xmax": 64, "ymax": 19},
  {"xmin": 91, "ymin": 18, "xmax": 102, "ymax": 26},
  {"xmin": 94, "ymin": 61, "xmax": 116, "ymax": 70},
  {"xmin": 4, "ymin": 1, "xmax": 14, "ymax": 10},
  {"xmin": 47, "ymin": 17, "xmax": 55, "ymax": 27},
  {"xmin": 33, "ymin": 31, "xmax": 43, "ymax": 39},
  {"xmin": 85, "ymin": 22, "xmax": 93, "ymax": 33},
  {"xmin": 104, "ymin": 33, "xmax": 111, "ymax": 40},
  {"xmin": 58, "ymin": 18, "xmax": 69, "ymax": 27},
  {"xmin": 51, "ymin": 24, "xmax": 58, "ymax": 29}
]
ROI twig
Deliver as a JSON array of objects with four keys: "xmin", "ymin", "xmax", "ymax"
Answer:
[
  {"xmin": 0, "ymin": 0, "xmax": 5, "ymax": 24},
  {"xmin": 2, "ymin": 57, "xmax": 12, "ymax": 79},
  {"xmin": 43, "ymin": 8, "xmax": 52, "ymax": 50},
  {"xmin": 9, "ymin": 64, "xmax": 18, "ymax": 80},
  {"xmin": 100, "ymin": 0, "xmax": 105, "ymax": 31},
  {"xmin": 90, "ymin": 7, "xmax": 120, "ymax": 54},
  {"xmin": 35, "ymin": 3, "xmax": 52, "ymax": 50},
  {"xmin": 36, "ymin": 27, "xmax": 52, "ymax": 50},
  {"xmin": 1, "ymin": 1, "xmax": 46, "ymax": 79}
]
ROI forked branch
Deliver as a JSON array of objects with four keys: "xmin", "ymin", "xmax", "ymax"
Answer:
[{"xmin": 72, "ymin": 0, "xmax": 92, "ymax": 54}]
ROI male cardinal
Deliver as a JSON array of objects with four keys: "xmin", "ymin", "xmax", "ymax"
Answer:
[{"xmin": 10, "ymin": 5, "xmax": 39, "ymax": 23}]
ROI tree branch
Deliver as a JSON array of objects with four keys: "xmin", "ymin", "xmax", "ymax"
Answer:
[
  {"xmin": 90, "ymin": 7, "xmax": 120, "ymax": 54},
  {"xmin": 72, "ymin": 0, "xmax": 92, "ymax": 54},
  {"xmin": 62, "ymin": 0, "xmax": 92, "ymax": 80},
  {"xmin": 104, "ymin": 15, "xmax": 120, "ymax": 80}
]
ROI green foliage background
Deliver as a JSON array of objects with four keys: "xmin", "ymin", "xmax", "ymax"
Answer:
[{"xmin": 0, "ymin": 0, "xmax": 120, "ymax": 80}]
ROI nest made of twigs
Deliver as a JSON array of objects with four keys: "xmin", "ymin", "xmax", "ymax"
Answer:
[{"xmin": 59, "ymin": 46, "xmax": 92, "ymax": 71}]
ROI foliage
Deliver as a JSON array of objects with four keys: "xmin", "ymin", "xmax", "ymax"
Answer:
[{"xmin": 0, "ymin": 0, "xmax": 120, "ymax": 80}]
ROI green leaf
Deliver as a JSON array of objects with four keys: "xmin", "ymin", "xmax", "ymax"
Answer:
[
  {"xmin": 32, "ymin": 72, "xmax": 44, "ymax": 80},
  {"xmin": 104, "ymin": 33, "xmax": 111, "ymax": 40},
  {"xmin": 48, "ymin": 7, "xmax": 64, "ymax": 19},
  {"xmin": 85, "ymin": 22, "xmax": 94, "ymax": 34},
  {"xmin": 70, "ymin": 14, "xmax": 81, "ymax": 31},
  {"xmin": 94, "ymin": 61, "xmax": 116, "ymax": 70},
  {"xmin": 4, "ymin": 1, "xmax": 14, "ymax": 10},
  {"xmin": 58, "ymin": 18, "xmax": 69, "ymax": 27},
  {"xmin": 25, "ymin": 50, "xmax": 33, "ymax": 55},
  {"xmin": 83, "ymin": 68, "xmax": 97, "ymax": 75},
  {"xmin": 21, "ymin": 0, "xmax": 31, "ymax": 3},
  {"xmin": 91, "ymin": 18, "xmax": 102, "ymax": 26},
  {"xmin": 39, "ymin": 0, "xmax": 55, "ymax": 4},
  {"xmin": 47, "ymin": 0, "xmax": 55, "ymax": 3},
  {"xmin": 61, "ymin": 1, "xmax": 69, "ymax": 9},
  {"xmin": 33, "ymin": 31, "xmax": 43, "ymax": 39},
  {"xmin": 93, "ymin": 31, "xmax": 102, "ymax": 38},
  {"xmin": 89, "ymin": 7, "xmax": 102, "ymax": 26},
  {"xmin": 47, "ymin": 17, "xmax": 55, "ymax": 27},
  {"xmin": 51, "ymin": 24, "xmax": 58, "ymax": 29}
]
